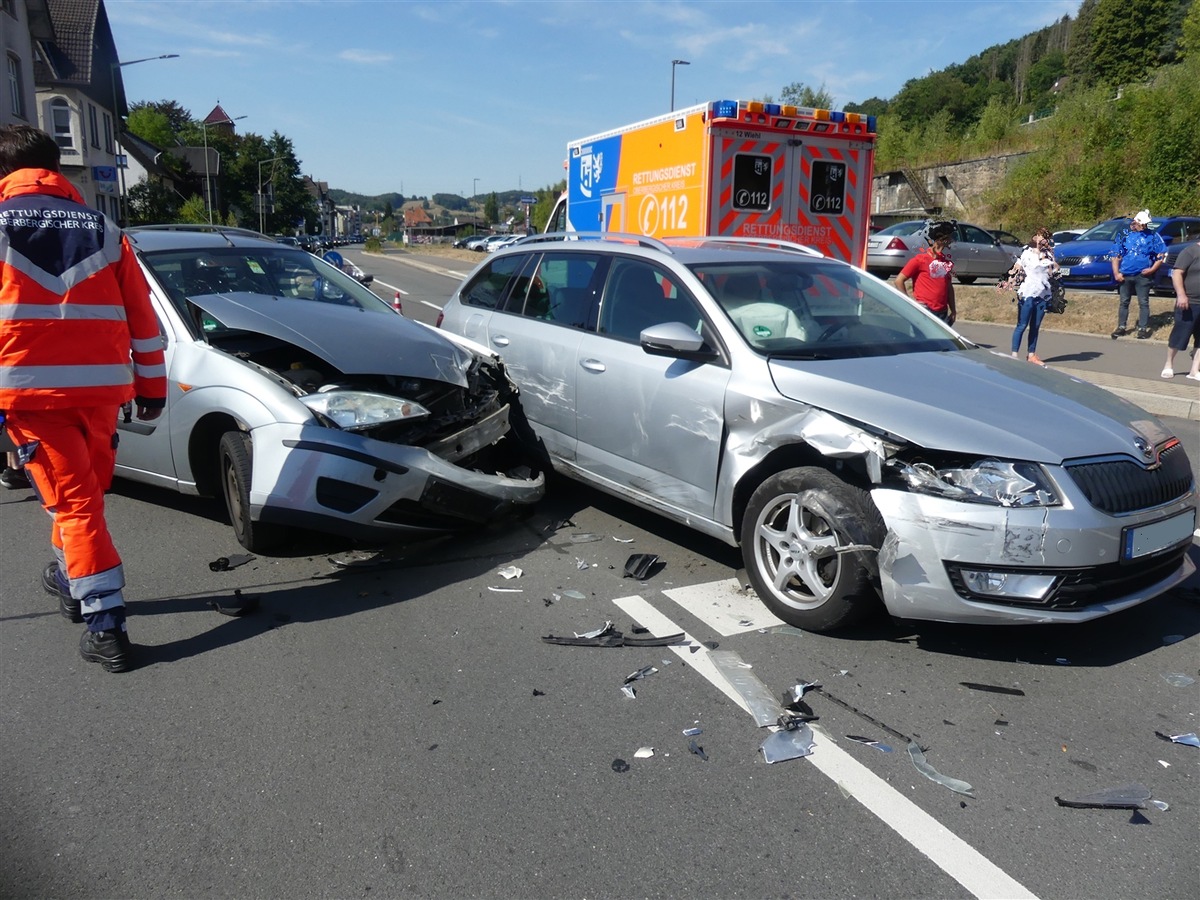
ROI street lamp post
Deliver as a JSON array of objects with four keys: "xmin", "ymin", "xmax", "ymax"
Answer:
[
  {"xmin": 472, "ymin": 177, "xmax": 480, "ymax": 230},
  {"xmin": 110, "ymin": 53, "xmax": 179, "ymax": 226},
  {"xmin": 201, "ymin": 113, "xmax": 247, "ymax": 224},
  {"xmin": 670, "ymin": 59, "xmax": 690, "ymax": 112},
  {"xmin": 257, "ymin": 155, "xmax": 285, "ymax": 235}
]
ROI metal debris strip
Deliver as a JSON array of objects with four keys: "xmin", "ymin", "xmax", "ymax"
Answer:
[
  {"xmin": 710, "ymin": 651, "xmax": 785, "ymax": 727},
  {"xmin": 634, "ymin": 747, "xmax": 655, "ymax": 759},
  {"xmin": 907, "ymin": 742, "xmax": 975, "ymax": 797},
  {"xmin": 960, "ymin": 682, "xmax": 1026, "ymax": 696},
  {"xmin": 682, "ymin": 727, "xmax": 703, "ymax": 736},
  {"xmin": 612, "ymin": 536, "xmax": 635, "ymax": 543},
  {"xmin": 574, "ymin": 621, "xmax": 614, "ymax": 640},
  {"xmin": 209, "ymin": 589, "xmax": 259, "ymax": 617},
  {"xmin": 1054, "ymin": 783, "xmax": 1151, "ymax": 810},
  {"xmin": 689, "ymin": 740, "xmax": 709, "ymax": 761},
  {"xmin": 541, "ymin": 627, "xmax": 687, "ymax": 647},
  {"xmin": 846, "ymin": 735, "xmax": 894, "ymax": 753},
  {"xmin": 624, "ymin": 665, "xmax": 658, "ymax": 685},
  {"xmin": 487, "ymin": 586, "xmax": 523, "ymax": 593},
  {"xmin": 328, "ymin": 549, "xmax": 386, "ymax": 568},
  {"xmin": 497, "ymin": 566, "xmax": 523, "ymax": 579},
  {"xmin": 761, "ymin": 722, "xmax": 816, "ymax": 764},
  {"xmin": 1155, "ymin": 730, "xmax": 1200, "ymax": 748},
  {"xmin": 623, "ymin": 553, "xmax": 660, "ymax": 579},
  {"xmin": 208, "ymin": 553, "xmax": 255, "ymax": 572},
  {"xmin": 814, "ymin": 687, "xmax": 914, "ymax": 746},
  {"xmin": 1160, "ymin": 673, "xmax": 1195, "ymax": 687}
]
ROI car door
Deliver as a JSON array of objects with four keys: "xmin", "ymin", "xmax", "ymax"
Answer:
[
  {"xmin": 573, "ymin": 257, "xmax": 731, "ymax": 522},
  {"xmin": 954, "ymin": 223, "xmax": 1011, "ymax": 280}
]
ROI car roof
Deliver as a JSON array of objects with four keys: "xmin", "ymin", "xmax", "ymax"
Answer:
[
  {"xmin": 125, "ymin": 226, "xmax": 281, "ymax": 252},
  {"xmin": 491, "ymin": 232, "xmax": 830, "ymax": 266}
]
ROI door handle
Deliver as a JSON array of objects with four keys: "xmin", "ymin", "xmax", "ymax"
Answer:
[
  {"xmin": 580, "ymin": 358, "xmax": 606, "ymax": 373},
  {"xmin": 492, "ymin": 335, "xmax": 510, "ymax": 347}
]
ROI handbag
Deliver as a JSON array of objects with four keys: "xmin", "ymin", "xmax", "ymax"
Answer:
[{"xmin": 1046, "ymin": 273, "xmax": 1068, "ymax": 314}]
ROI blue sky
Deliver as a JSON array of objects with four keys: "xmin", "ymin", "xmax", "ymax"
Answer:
[{"xmin": 107, "ymin": 0, "xmax": 1082, "ymax": 199}]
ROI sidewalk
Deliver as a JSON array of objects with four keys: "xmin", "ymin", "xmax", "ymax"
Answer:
[{"xmin": 957, "ymin": 321, "xmax": 1199, "ymax": 421}]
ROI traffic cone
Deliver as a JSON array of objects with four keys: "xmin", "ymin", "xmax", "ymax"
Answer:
[{"xmin": 392, "ymin": 292, "xmax": 403, "ymax": 315}]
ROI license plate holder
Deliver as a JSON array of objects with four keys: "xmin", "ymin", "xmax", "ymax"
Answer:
[{"xmin": 1122, "ymin": 510, "xmax": 1196, "ymax": 561}]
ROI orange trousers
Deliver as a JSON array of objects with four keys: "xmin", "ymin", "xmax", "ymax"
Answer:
[{"xmin": 5, "ymin": 405, "xmax": 126, "ymax": 612}]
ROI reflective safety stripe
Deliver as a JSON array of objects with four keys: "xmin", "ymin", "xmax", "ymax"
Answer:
[
  {"xmin": 73, "ymin": 564, "xmax": 126, "ymax": 614},
  {"xmin": 130, "ymin": 335, "xmax": 164, "ymax": 353},
  {"xmin": 133, "ymin": 361, "xmax": 167, "ymax": 378},
  {"xmin": 0, "ymin": 363, "xmax": 133, "ymax": 388},
  {"xmin": 0, "ymin": 303, "xmax": 129, "ymax": 321}
]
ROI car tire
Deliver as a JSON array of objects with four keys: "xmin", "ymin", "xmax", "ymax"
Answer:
[
  {"xmin": 740, "ymin": 467, "xmax": 884, "ymax": 633},
  {"xmin": 219, "ymin": 431, "xmax": 288, "ymax": 553},
  {"xmin": 957, "ymin": 275, "xmax": 977, "ymax": 284}
]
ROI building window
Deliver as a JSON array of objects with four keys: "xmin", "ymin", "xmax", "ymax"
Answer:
[
  {"xmin": 103, "ymin": 111, "xmax": 113, "ymax": 153},
  {"xmin": 50, "ymin": 98, "xmax": 74, "ymax": 150},
  {"xmin": 89, "ymin": 104, "xmax": 100, "ymax": 147},
  {"xmin": 6, "ymin": 54, "xmax": 22, "ymax": 120}
]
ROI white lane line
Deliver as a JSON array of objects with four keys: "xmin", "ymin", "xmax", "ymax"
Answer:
[
  {"xmin": 662, "ymin": 579, "xmax": 784, "ymax": 635},
  {"xmin": 372, "ymin": 279, "xmax": 407, "ymax": 295},
  {"xmin": 421, "ymin": 300, "xmax": 444, "ymax": 311},
  {"xmin": 612, "ymin": 594, "xmax": 1039, "ymax": 900}
]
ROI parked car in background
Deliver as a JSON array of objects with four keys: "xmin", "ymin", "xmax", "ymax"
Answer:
[
  {"xmin": 465, "ymin": 234, "xmax": 493, "ymax": 251},
  {"xmin": 1153, "ymin": 238, "xmax": 1200, "ymax": 295},
  {"xmin": 1052, "ymin": 229, "xmax": 1086, "ymax": 244},
  {"xmin": 989, "ymin": 229, "xmax": 1025, "ymax": 258},
  {"xmin": 453, "ymin": 235, "xmax": 477, "ymax": 249},
  {"xmin": 275, "ymin": 236, "xmax": 301, "ymax": 249},
  {"xmin": 487, "ymin": 234, "xmax": 523, "ymax": 252},
  {"xmin": 116, "ymin": 226, "xmax": 545, "ymax": 552},
  {"xmin": 439, "ymin": 233, "xmax": 1195, "ymax": 633},
  {"xmin": 866, "ymin": 220, "xmax": 1019, "ymax": 283},
  {"xmin": 1055, "ymin": 216, "xmax": 1200, "ymax": 290}
]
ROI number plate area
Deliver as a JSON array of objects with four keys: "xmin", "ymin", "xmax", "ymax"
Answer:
[
  {"xmin": 1122, "ymin": 509, "xmax": 1196, "ymax": 560},
  {"xmin": 1060, "ymin": 267, "xmax": 1071, "ymax": 275}
]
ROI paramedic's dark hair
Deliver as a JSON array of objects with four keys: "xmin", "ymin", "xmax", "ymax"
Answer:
[{"xmin": 0, "ymin": 125, "xmax": 61, "ymax": 177}]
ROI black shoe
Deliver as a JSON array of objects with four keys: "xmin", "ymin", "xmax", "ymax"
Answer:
[
  {"xmin": 79, "ymin": 629, "xmax": 134, "ymax": 673},
  {"xmin": 1110, "ymin": 327, "xmax": 1128, "ymax": 340},
  {"xmin": 1136, "ymin": 328, "xmax": 1152, "ymax": 339},
  {"xmin": 0, "ymin": 466, "xmax": 30, "ymax": 489},
  {"xmin": 42, "ymin": 563, "xmax": 82, "ymax": 623}
]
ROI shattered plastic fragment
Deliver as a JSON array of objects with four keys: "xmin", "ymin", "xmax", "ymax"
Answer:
[
  {"xmin": 487, "ymin": 586, "xmax": 523, "ymax": 593},
  {"xmin": 209, "ymin": 589, "xmax": 259, "ymax": 617},
  {"xmin": 688, "ymin": 740, "xmax": 708, "ymax": 761},
  {"xmin": 624, "ymin": 665, "xmax": 658, "ymax": 684},
  {"xmin": 1150, "ymin": 799, "xmax": 1170, "ymax": 811},
  {"xmin": 327, "ymin": 549, "xmax": 384, "ymax": 568},
  {"xmin": 575, "ymin": 558, "xmax": 589, "ymax": 571},
  {"xmin": 907, "ymin": 743, "xmax": 975, "ymax": 797},
  {"xmin": 710, "ymin": 651, "xmax": 785, "ymax": 726},
  {"xmin": 1054, "ymin": 783, "xmax": 1151, "ymax": 809},
  {"xmin": 612, "ymin": 536, "xmax": 635, "ymax": 543},
  {"xmin": 761, "ymin": 722, "xmax": 816, "ymax": 763},
  {"xmin": 574, "ymin": 621, "xmax": 614, "ymax": 640},
  {"xmin": 569, "ymin": 533, "xmax": 602, "ymax": 543},
  {"xmin": 1158, "ymin": 760, "xmax": 1171, "ymax": 767},
  {"xmin": 541, "ymin": 629, "xmax": 686, "ymax": 647},
  {"xmin": 498, "ymin": 565, "xmax": 522, "ymax": 579},
  {"xmin": 767, "ymin": 625, "xmax": 806, "ymax": 637},
  {"xmin": 623, "ymin": 553, "xmax": 660, "ymax": 579},
  {"xmin": 960, "ymin": 682, "xmax": 1026, "ymax": 696},
  {"xmin": 634, "ymin": 747, "xmax": 655, "ymax": 759},
  {"xmin": 1155, "ymin": 730, "xmax": 1200, "ymax": 748},
  {"xmin": 620, "ymin": 685, "xmax": 637, "ymax": 699},
  {"xmin": 682, "ymin": 727, "xmax": 703, "ymax": 736},
  {"xmin": 1160, "ymin": 673, "xmax": 1195, "ymax": 687},
  {"xmin": 561, "ymin": 590, "xmax": 586, "ymax": 601},
  {"xmin": 208, "ymin": 553, "xmax": 255, "ymax": 572},
  {"xmin": 846, "ymin": 735, "xmax": 893, "ymax": 753}
]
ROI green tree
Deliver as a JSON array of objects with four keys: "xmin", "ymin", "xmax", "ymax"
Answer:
[
  {"xmin": 531, "ymin": 181, "xmax": 565, "ymax": 232},
  {"xmin": 125, "ymin": 106, "xmax": 176, "ymax": 149},
  {"xmin": 484, "ymin": 192, "xmax": 499, "ymax": 225},
  {"xmin": 1181, "ymin": 0, "xmax": 1200, "ymax": 56},
  {"xmin": 177, "ymin": 194, "xmax": 208, "ymax": 224},
  {"xmin": 779, "ymin": 81, "xmax": 835, "ymax": 109},
  {"xmin": 128, "ymin": 99, "xmax": 191, "ymax": 135},
  {"xmin": 1089, "ymin": 0, "xmax": 1178, "ymax": 87},
  {"xmin": 125, "ymin": 180, "xmax": 181, "ymax": 225}
]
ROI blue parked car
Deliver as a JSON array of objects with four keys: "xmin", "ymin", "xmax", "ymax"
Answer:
[{"xmin": 1055, "ymin": 216, "xmax": 1200, "ymax": 290}]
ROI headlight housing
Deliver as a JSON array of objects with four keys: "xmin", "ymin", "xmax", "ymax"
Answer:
[
  {"xmin": 891, "ymin": 458, "xmax": 1060, "ymax": 507},
  {"xmin": 301, "ymin": 390, "xmax": 430, "ymax": 431}
]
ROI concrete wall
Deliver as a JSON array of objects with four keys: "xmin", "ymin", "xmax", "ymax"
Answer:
[{"xmin": 871, "ymin": 152, "xmax": 1033, "ymax": 222}]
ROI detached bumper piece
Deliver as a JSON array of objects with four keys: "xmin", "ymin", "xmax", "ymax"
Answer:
[{"xmin": 542, "ymin": 628, "xmax": 687, "ymax": 647}]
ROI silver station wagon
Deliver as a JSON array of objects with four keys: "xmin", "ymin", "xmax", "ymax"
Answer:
[
  {"xmin": 118, "ymin": 226, "xmax": 544, "ymax": 552},
  {"xmin": 439, "ymin": 233, "xmax": 1196, "ymax": 632}
]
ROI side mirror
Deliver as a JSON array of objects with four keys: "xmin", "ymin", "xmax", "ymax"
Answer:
[{"xmin": 639, "ymin": 321, "xmax": 716, "ymax": 361}]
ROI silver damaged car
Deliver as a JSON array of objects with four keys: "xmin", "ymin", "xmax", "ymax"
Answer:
[
  {"xmin": 439, "ymin": 233, "xmax": 1196, "ymax": 633},
  {"xmin": 119, "ymin": 227, "xmax": 544, "ymax": 552}
]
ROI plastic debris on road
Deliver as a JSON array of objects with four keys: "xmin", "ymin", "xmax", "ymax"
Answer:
[
  {"xmin": 623, "ymin": 553, "xmax": 660, "ymax": 579},
  {"xmin": 846, "ymin": 735, "xmax": 893, "ymax": 752},
  {"xmin": 1160, "ymin": 673, "xmax": 1195, "ymax": 687},
  {"xmin": 766, "ymin": 624, "xmax": 806, "ymax": 637},
  {"xmin": 1155, "ymin": 730, "xmax": 1200, "ymax": 748},
  {"xmin": 574, "ymin": 621, "xmax": 614, "ymax": 640},
  {"xmin": 611, "ymin": 758, "xmax": 630, "ymax": 773},
  {"xmin": 907, "ymin": 742, "xmax": 975, "ymax": 797},
  {"xmin": 683, "ymin": 727, "xmax": 703, "ymax": 736},
  {"xmin": 1054, "ymin": 783, "xmax": 1151, "ymax": 809},
  {"xmin": 613, "ymin": 536, "xmax": 635, "ymax": 543},
  {"xmin": 761, "ymin": 722, "xmax": 816, "ymax": 764},
  {"xmin": 960, "ymin": 682, "xmax": 1026, "ymax": 696},
  {"xmin": 634, "ymin": 746, "xmax": 655, "ymax": 759},
  {"xmin": 208, "ymin": 554, "xmax": 255, "ymax": 572},
  {"xmin": 497, "ymin": 565, "xmax": 523, "ymax": 579},
  {"xmin": 568, "ymin": 533, "xmax": 602, "ymax": 543},
  {"xmin": 487, "ymin": 586, "xmax": 523, "ymax": 593},
  {"xmin": 209, "ymin": 589, "xmax": 259, "ymax": 617},
  {"xmin": 624, "ymin": 665, "xmax": 658, "ymax": 685},
  {"xmin": 541, "ymin": 626, "xmax": 686, "ymax": 647},
  {"xmin": 710, "ymin": 651, "xmax": 785, "ymax": 727},
  {"xmin": 689, "ymin": 739, "xmax": 709, "ymax": 761}
]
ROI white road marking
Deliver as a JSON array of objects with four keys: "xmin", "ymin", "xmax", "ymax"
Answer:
[
  {"xmin": 662, "ymin": 578, "xmax": 784, "ymax": 635},
  {"xmin": 612, "ymin": 594, "xmax": 1040, "ymax": 900},
  {"xmin": 372, "ymin": 279, "xmax": 406, "ymax": 295}
]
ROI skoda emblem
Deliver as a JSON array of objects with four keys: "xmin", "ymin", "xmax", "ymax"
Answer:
[{"xmin": 1132, "ymin": 436, "xmax": 1155, "ymax": 463}]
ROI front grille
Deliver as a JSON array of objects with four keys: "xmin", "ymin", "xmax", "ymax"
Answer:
[
  {"xmin": 1065, "ymin": 442, "xmax": 1194, "ymax": 514},
  {"xmin": 946, "ymin": 545, "xmax": 1190, "ymax": 609},
  {"xmin": 1058, "ymin": 256, "xmax": 1086, "ymax": 266}
]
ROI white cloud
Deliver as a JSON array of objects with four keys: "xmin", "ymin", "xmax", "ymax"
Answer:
[{"xmin": 337, "ymin": 49, "xmax": 395, "ymax": 64}]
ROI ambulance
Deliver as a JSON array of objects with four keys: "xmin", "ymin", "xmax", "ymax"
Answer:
[{"xmin": 546, "ymin": 99, "xmax": 878, "ymax": 265}]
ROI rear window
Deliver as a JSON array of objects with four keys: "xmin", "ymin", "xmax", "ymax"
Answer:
[{"xmin": 460, "ymin": 254, "xmax": 528, "ymax": 310}]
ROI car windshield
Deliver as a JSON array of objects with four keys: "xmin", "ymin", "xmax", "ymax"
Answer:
[
  {"xmin": 687, "ymin": 260, "xmax": 967, "ymax": 359},
  {"xmin": 1076, "ymin": 219, "xmax": 1146, "ymax": 242},
  {"xmin": 876, "ymin": 221, "xmax": 925, "ymax": 236},
  {"xmin": 140, "ymin": 245, "xmax": 394, "ymax": 335}
]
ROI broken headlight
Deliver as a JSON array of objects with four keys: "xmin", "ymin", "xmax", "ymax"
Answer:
[
  {"xmin": 301, "ymin": 390, "xmax": 430, "ymax": 432},
  {"xmin": 893, "ymin": 458, "xmax": 1060, "ymax": 507}
]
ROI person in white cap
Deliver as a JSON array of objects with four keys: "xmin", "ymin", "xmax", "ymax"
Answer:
[{"xmin": 1109, "ymin": 210, "xmax": 1167, "ymax": 340}]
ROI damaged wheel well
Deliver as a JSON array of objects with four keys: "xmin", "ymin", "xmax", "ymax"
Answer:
[
  {"xmin": 189, "ymin": 413, "xmax": 243, "ymax": 497},
  {"xmin": 732, "ymin": 444, "xmax": 876, "ymax": 543}
]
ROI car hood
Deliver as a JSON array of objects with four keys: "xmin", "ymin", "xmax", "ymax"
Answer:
[
  {"xmin": 767, "ymin": 348, "xmax": 1171, "ymax": 464},
  {"xmin": 1054, "ymin": 239, "xmax": 1112, "ymax": 260},
  {"xmin": 189, "ymin": 292, "xmax": 477, "ymax": 387}
]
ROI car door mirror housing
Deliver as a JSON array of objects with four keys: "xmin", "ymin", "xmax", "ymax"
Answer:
[{"xmin": 639, "ymin": 321, "xmax": 714, "ymax": 359}]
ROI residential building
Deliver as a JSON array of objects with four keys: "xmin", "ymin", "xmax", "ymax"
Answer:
[{"xmin": 2, "ymin": 0, "xmax": 52, "ymax": 128}]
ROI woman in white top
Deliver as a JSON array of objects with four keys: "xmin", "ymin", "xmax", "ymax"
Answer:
[{"xmin": 1008, "ymin": 227, "xmax": 1059, "ymax": 366}]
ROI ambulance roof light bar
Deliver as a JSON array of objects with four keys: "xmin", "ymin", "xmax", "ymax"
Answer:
[{"xmin": 710, "ymin": 99, "xmax": 876, "ymax": 135}]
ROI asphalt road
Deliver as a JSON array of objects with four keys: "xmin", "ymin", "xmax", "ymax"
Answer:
[{"xmin": 1, "ymin": 248, "xmax": 1196, "ymax": 900}]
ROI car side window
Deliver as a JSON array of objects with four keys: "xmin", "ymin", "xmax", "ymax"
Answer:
[
  {"xmin": 599, "ymin": 258, "xmax": 703, "ymax": 343},
  {"xmin": 520, "ymin": 251, "xmax": 602, "ymax": 329},
  {"xmin": 460, "ymin": 253, "xmax": 528, "ymax": 310},
  {"xmin": 958, "ymin": 225, "xmax": 994, "ymax": 245}
]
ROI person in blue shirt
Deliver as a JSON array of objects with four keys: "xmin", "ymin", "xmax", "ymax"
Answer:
[{"xmin": 1109, "ymin": 209, "xmax": 1167, "ymax": 339}]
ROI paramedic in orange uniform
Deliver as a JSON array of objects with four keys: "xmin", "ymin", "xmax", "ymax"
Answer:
[{"xmin": 0, "ymin": 125, "xmax": 166, "ymax": 673}]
